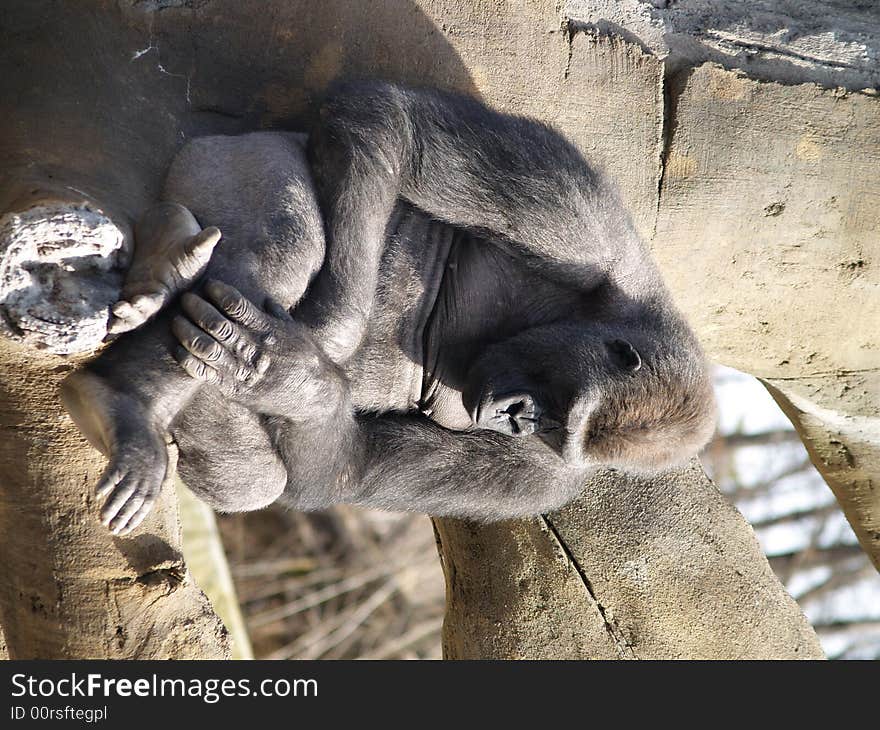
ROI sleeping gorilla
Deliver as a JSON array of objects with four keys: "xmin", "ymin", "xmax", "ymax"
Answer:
[{"xmin": 61, "ymin": 81, "xmax": 716, "ymax": 535}]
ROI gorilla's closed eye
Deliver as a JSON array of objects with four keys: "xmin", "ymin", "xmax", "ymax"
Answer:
[{"xmin": 606, "ymin": 338, "xmax": 642, "ymax": 372}]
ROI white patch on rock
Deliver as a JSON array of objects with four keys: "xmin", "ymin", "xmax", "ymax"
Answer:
[
  {"xmin": 564, "ymin": 0, "xmax": 880, "ymax": 90},
  {"xmin": 0, "ymin": 203, "xmax": 126, "ymax": 354}
]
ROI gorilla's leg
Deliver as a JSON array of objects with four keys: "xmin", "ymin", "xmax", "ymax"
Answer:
[
  {"xmin": 63, "ymin": 203, "xmax": 219, "ymax": 463},
  {"xmin": 61, "ymin": 204, "xmax": 228, "ymax": 534},
  {"xmin": 174, "ymin": 393, "xmax": 287, "ymax": 513},
  {"xmin": 63, "ymin": 132, "xmax": 325, "ymax": 533}
]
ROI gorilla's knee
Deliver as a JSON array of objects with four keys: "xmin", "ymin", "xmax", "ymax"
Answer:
[
  {"xmin": 181, "ymin": 473, "xmax": 285, "ymax": 513},
  {"xmin": 177, "ymin": 453, "xmax": 286, "ymax": 513}
]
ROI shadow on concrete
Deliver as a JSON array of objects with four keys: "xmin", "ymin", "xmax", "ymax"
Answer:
[{"xmin": 0, "ymin": 0, "xmax": 475, "ymax": 221}]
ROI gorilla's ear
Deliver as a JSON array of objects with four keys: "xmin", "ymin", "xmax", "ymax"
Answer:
[{"xmin": 606, "ymin": 338, "xmax": 642, "ymax": 372}]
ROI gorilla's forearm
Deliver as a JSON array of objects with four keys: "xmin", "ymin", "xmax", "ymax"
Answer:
[{"xmin": 278, "ymin": 410, "xmax": 586, "ymax": 520}]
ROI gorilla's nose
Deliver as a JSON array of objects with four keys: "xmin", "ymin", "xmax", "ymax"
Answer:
[{"xmin": 482, "ymin": 392, "xmax": 542, "ymax": 437}]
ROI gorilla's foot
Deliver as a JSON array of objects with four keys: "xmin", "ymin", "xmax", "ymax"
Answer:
[
  {"xmin": 109, "ymin": 202, "xmax": 221, "ymax": 335},
  {"xmin": 61, "ymin": 369, "xmax": 171, "ymax": 534}
]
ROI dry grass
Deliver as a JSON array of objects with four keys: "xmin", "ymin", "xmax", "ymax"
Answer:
[{"xmin": 216, "ymin": 505, "xmax": 445, "ymax": 659}]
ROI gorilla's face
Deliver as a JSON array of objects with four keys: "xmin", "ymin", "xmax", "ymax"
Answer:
[
  {"xmin": 462, "ymin": 322, "xmax": 640, "ymax": 456},
  {"xmin": 462, "ymin": 319, "xmax": 715, "ymax": 472}
]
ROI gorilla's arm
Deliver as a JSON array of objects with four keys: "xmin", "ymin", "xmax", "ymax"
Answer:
[
  {"xmin": 302, "ymin": 80, "xmax": 654, "ymax": 364},
  {"xmin": 273, "ymin": 411, "xmax": 585, "ymax": 519},
  {"xmin": 174, "ymin": 283, "xmax": 586, "ymax": 519},
  {"xmin": 344, "ymin": 415, "xmax": 585, "ymax": 519}
]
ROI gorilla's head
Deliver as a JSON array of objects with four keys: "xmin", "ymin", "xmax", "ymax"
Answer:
[{"xmin": 462, "ymin": 318, "xmax": 717, "ymax": 473}]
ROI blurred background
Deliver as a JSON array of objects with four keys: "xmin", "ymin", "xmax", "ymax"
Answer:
[{"xmin": 206, "ymin": 369, "xmax": 880, "ymax": 660}]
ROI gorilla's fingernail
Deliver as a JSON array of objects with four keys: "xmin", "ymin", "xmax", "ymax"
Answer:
[{"xmin": 195, "ymin": 228, "xmax": 222, "ymax": 249}]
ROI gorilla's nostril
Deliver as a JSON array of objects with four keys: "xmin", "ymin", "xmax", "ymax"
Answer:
[
  {"xmin": 491, "ymin": 395, "xmax": 542, "ymax": 436},
  {"xmin": 501, "ymin": 401, "xmax": 524, "ymax": 417}
]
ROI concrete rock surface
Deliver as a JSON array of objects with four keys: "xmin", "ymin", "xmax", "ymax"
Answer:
[{"xmin": 438, "ymin": 461, "xmax": 824, "ymax": 659}]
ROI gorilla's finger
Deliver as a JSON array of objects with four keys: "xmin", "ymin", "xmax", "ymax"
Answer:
[
  {"xmin": 108, "ymin": 302, "xmax": 148, "ymax": 334},
  {"xmin": 130, "ymin": 292, "xmax": 165, "ymax": 317},
  {"xmin": 172, "ymin": 227, "xmax": 222, "ymax": 282},
  {"xmin": 173, "ymin": 345, "xmax": 222, "ymax": 385},
  {"xmin": 184, "ymin": 226, "xmax": 222, "ymax": 258},
  {"xmin": 96, "ymin": 465, "xmax": 125, "ymax": 499},
  {"xmin": 180, "ymin": 292, "xmax": 239, "ymax": 346},
  {"xmin": 204, "ymin": 279, "xmax": 266, "ymax": 330},
  {"xmin": 100, "ymin": 475, "xmax": 139, "ymax": 525},
  {"xmin": 108, "ymin": 494, "xmax": 146, "ymax": 535},
  {"xmin": 111, "ymin": 300, "xmax": 137, "ymax": 320},
  {"xmin": 116, "ymin": 498, "xmax": 155, "ymax": 536},
  {"xmin": 171, "ymin": 315, "xmax": 233, "ymax": 367}
]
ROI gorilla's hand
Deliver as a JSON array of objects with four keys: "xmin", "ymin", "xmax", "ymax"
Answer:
[{"xmin": 172, "ymin": 280, "xmax": 343, "ymax": 420}]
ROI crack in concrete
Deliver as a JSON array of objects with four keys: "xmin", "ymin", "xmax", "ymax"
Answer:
[
  {"xmin": 562, "ymin": 19, "xmax": 575, "ymax": 80},
  {"xmin": 765, "ymin": 367, "xmax": 880, "ymax": 380},
  {"xmin": 542, "ymin": 514, "xmax": 638, "ymax": 659},
  {"xmin": 653, "ymin": 59, "xmax": 671, "ymax": 240},
  {"xmin": 129, "ymin": 17, "xmax": 192, "ymax": 105}
]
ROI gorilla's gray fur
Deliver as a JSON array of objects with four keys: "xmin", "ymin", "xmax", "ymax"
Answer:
[{"xmin": 62, "ymin": 81, "xmax": 716, "ymax": 534}]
